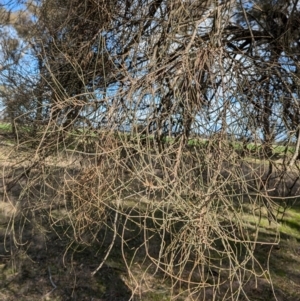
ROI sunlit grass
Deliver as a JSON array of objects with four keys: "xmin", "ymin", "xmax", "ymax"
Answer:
[
  {"xmin": 278, "ymin": 208, "xmax": 300, "ymax": 238},
  {"xmin": 0, "ymin": 122, "xmax": 297, "ymax": 157},
  {"xmin": 0, "ymin": 123, "xmax": 11, "ymax": 132},
  {"xmin": 239, "ymin": 205, "xmax": 300, "ymax": 241}
]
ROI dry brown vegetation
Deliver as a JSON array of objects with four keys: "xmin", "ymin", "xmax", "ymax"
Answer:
[
  {"xmin": 1, "ymin": 131, "xmax": 300, "ymax": 300},
  {"xmin": 1, "ymin": 0, "xmax": 300, "ymax": 300}
]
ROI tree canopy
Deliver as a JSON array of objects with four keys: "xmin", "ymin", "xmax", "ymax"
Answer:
[{"xmin": 1, "ymin": 0, "xmax": 300, "ymax": 147}]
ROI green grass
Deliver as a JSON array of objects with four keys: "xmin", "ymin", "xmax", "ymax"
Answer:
[
  {"xmin": 0, "ymin": 122, "xmax": 297, "ymax": 157},
  {"xmin": 143, "ymin": 292, "xmax": 171, "ymax": 301},
  {"xmin": 278, "ymin": 208, "xmax": 300, "ymax": 238},
  {"xmin": 0, "ymin": 122, "xmax": 11, "ymax": 132},
  {"xmin": 273, "ymin": 145, "xmax": 295, "ymax": 154}
]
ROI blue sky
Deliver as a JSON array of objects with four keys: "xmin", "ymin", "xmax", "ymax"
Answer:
[{"xmin": 1, "ymin": 0, "xmax": 25, "ymax": 12}]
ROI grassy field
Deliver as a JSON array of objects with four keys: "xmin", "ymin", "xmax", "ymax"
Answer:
[
  {"xmin": 0, "ymin": 122, "xmax": 296, "ymax": 159},
  {"xmin": 0, "ymin": 188, "xmax": 300, "ymax": 300}
]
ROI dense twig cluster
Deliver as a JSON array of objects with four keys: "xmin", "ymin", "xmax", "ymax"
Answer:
[{"xmin": 1, "ymin": 0, "xmax": 300, "ymax": 300}]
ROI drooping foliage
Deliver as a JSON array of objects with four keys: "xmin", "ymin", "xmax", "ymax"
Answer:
[{"xmin": 1, "ymin": 1, "xmax": 300, "ymax": 300}]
